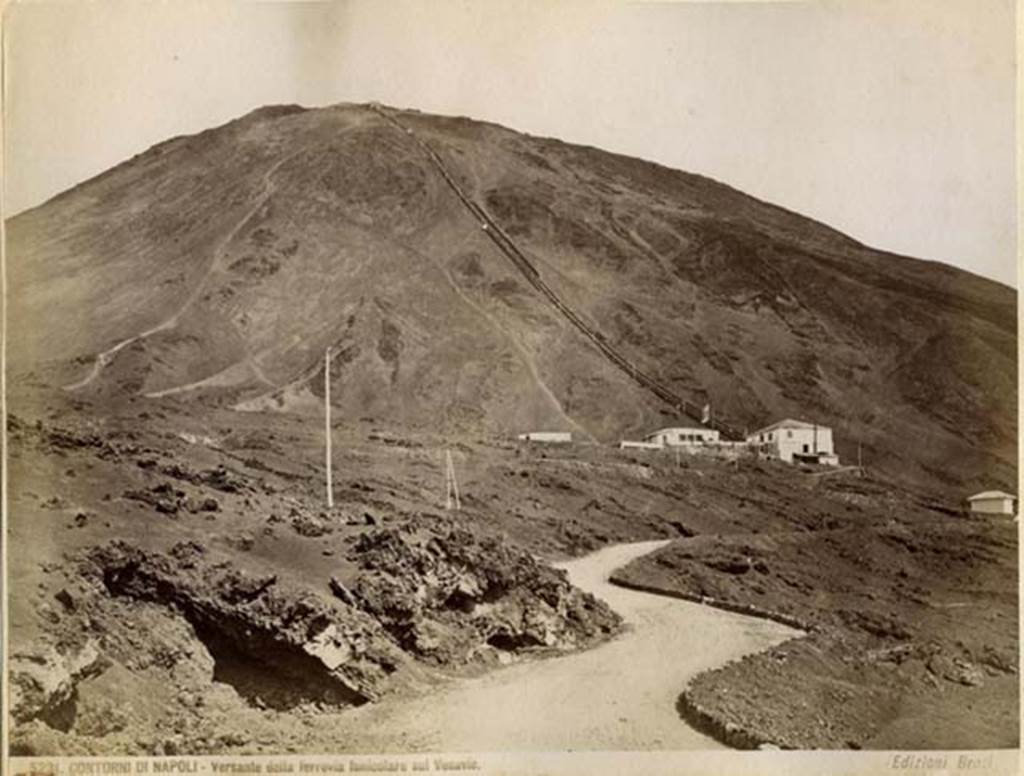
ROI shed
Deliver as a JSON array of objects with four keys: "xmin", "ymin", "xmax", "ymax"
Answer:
[
  {"xmin": 517, "ymin": 431, "xmax": 572, "ymax": 444},
  {"xmin": 966, "ymin": 491, "xmax": 1016, "ymax": 518},
  {"xmin": 618, "ymin": 440, "xmax": 663, "ymax": 451}
]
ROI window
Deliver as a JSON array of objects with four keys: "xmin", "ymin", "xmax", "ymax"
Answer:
[
  {"xmin": 803, "ymin": 444, "xmax": 809, "ymax": 453},
  {"xmin": 787, "ymin": 430, "xmax": 793, "ymax": 438}
]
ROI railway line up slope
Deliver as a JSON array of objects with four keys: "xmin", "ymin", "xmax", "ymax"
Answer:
[{"xmin": 369, "ymin": 104, "xmax": 742, "ymax": 439}]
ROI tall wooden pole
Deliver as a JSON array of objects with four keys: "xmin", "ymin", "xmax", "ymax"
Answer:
[
  {"xmin": 450, "ymin": 450, "xmax": 461, "ymax": 511},
  {"xmin": 444, "ymin": 449, "xmax": 461, "ymax": 511},
  {"xmin": 444, "ymin": 449, "xmax": 451, "ymax": 511},
  {"xmin": 325, "ymin": 348, "xmax": 333, "ymax": 509}
]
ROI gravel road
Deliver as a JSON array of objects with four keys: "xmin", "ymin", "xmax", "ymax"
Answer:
[{"xmin": 319, "ymin": 540, "xmax": 801, "ymax": 752}]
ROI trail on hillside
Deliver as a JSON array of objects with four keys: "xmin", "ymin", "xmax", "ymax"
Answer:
[
  {"xmin": 305, "ymin": 540, "xmax": 800, "ymax": 752},
  {"xmin": 63, "ymin": 151, "xmax": 304, "ymax": 392}
]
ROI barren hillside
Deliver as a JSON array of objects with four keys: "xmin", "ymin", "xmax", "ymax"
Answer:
[
  {"xmin": 5, "ymin": 102, "xmax": 1018, "ymax": 755},
  {"xmin": 7, "ymin": 102, "xmax": 1016, "ymax": 492}
]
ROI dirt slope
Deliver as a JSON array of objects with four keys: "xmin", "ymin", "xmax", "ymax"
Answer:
[{"xmin": 6, "ymin": 102, "xmax": 1016, "ymax": 493}]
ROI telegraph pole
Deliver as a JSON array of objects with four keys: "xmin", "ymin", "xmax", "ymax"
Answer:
[
  {"xmin": 445, "ymin": 449, "xmax": 461, "ymax": 510},
  {"xmin": 325, "ymin": 348, "xmax": 333, "ymax": 509},
  {"xmin": 444, "ymin": 450, "xmax": 450, "ymax": 510}
]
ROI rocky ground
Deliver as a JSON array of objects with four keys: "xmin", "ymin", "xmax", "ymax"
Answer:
[
  {"xmin": 612, "ymin": 503, "xmax": 1019, "ymax": 748},
  {"xmin": 5, "ymin": 386, "xmax": 651, "ymax": 755},
  {"xmin": 5, "ymin": 384, "xmax": 1019, "ymax": 753}
]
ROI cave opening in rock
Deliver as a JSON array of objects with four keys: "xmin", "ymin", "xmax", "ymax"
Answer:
[
  {"xmin": 193, "ymin": 622, "xmax": 369, "ymax": 712},
  {"xmin": 96, "ymin": 554, "xmax": 372, "ymax": 713},
  {"xmin": 39, "ymin": 689, "xmax": 78, "ymax": 733},
  {"xmin": 486, "ymin": 632, "xmax": 540, "ymax": 652}
]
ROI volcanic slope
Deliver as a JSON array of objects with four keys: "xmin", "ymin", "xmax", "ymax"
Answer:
[{"xmin": 7, "ymin": 102, "xmax": 1016, "ymax": 492}]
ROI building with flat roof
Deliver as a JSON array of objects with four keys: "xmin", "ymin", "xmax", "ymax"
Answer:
[
  {"xmin": 517, "ymin": 431, "xmax": 572, "ymax": 444},
  {"xmin": 642, "ymin": 426, "xmax": 720, "ymax": 447},
  {"xmin": 966, "ymin": 490, "xmax": 1016, "ymax": 518}
]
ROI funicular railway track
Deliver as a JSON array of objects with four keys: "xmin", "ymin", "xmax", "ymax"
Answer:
[{"xmin": 369, "ymin": 104, "xmax": 742, "ymax": 440}]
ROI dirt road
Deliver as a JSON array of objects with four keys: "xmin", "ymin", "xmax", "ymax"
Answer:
[{"xmin": 314, "ymin": 540, "xmax": 801, "ymax": 752}]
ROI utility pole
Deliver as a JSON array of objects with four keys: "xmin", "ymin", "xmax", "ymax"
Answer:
[
  {"xmin": 325, "ymin": 348, "xmax": 333, "ymax": 509},
  {"xmin": 444, "ymin": 449, "xmax": 461, "ymax": 510}
]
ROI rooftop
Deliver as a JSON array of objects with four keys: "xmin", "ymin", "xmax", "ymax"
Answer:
[
  {"xmin": 750, "ymin": 418, "xmax": 831, "ymax": 435},
  {"xmin": 646, "ymin": 425, "xmax": 714, "ymax": 435},
  {"xmin": 967, "ymin": 490, "xmax": 1016, "ymax": 501}
]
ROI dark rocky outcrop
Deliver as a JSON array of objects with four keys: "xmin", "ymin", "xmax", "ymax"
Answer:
[
  {"xmin": 81, "ymin": 540, "xmax": 403, "ymax": 707},
  {"xmin": 344, "ymin": 527, "xmax": 622, "ymax": 664},
  {"xmin": 10, "ymin": 529, "xmax": 623, "ymax": 734}
]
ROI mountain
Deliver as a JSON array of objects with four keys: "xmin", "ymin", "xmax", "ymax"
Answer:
[{"xmin": 6, "ymin": 102, "xmax": 1016, "ymax": 493}]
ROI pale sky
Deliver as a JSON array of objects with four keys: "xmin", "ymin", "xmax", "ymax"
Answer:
[{"xmin": 3, "ymin": 0, "xmax": 1018, "ymax": 285}]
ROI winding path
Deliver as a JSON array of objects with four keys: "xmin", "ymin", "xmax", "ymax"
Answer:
[
  {"xmin": 63, "ymin": 151, "xmax": 304, "ymax": 392},
  {"xmin": 320, "ymin": 540, "xmax": 801, "ymax": 752}
]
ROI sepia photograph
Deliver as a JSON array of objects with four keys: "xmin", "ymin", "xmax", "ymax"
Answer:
[{"xmin": 2, "ymin": 0, "xmax": 1019, "ymax": 772}]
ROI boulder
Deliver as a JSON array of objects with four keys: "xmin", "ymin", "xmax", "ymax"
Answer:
[
  {"xmin": 927, "ymin": 653, "xmax": 985, "ymax": 687},
  {"xmin": 9, "ymin": 640, "xmax": 107, "ymax": 723}
]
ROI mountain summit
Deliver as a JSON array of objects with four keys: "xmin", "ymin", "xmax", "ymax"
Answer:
[{"xmin": 7, "ymin": 102, "xmax": 1016, "ymax": 491}]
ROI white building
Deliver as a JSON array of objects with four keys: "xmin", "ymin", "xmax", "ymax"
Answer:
[
  {"xmin": 642, "ymin": 426, "xmax": 720, "ymax": 447},
  {"xmin": 746, "ymin": 419, "xmax": 838, "ymax": 465},
  {"xmin": 966, "ymin": 491, "xmax": 1016, "ymax": 518},
  {"xmin": 618, "ymin": 440, "xmax": 663, "ymax": 451},
  {"xmin": 517, "ymin": 431, "xmax": 572, "ymax": 444}
]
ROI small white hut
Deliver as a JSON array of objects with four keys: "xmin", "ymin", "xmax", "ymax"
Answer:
[
  {"xmin": 517, "ymin": 431, "xmax": 572, "ymax": 444},
  {"xmin": 966, "ymin": 491, "xmax": 1016, "ymax": 518}
]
